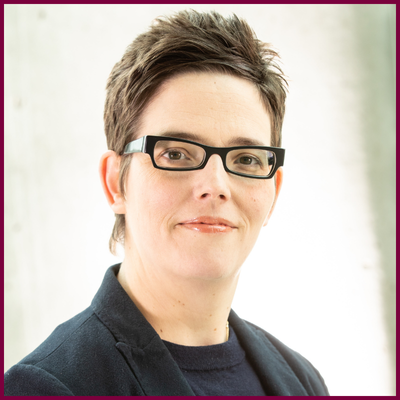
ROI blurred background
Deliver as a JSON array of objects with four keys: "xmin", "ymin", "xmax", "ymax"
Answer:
[{"xmin": 4, "ymin": 4, "xmax": 395, "ymax": 395}]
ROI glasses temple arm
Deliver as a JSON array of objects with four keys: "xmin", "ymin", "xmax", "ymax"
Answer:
[{"xmin": 123, "ymin": 136, "xmax": 146, "ymax": 154}]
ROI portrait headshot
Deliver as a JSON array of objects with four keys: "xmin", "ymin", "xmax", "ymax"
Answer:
[{"xmin": 4, "ymin": 4, "xmax": 395, "ymax": 396}]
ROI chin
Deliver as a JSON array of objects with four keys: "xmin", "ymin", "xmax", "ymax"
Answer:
[{"xmin": 172, "ymin": 253, "xmax": 240, "ymax": 282}]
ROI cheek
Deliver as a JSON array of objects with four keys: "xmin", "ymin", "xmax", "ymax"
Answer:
[
  {"xmin": 243, "ymin": 182, "xmax": 275, "ymax": 223},
  {"xmin": 125, "ymin": 165, "xmax": 188, "ymax": 228},
  {"xmin": 142, "ymin": 183, "xmax": 179, "ymax": 220}
]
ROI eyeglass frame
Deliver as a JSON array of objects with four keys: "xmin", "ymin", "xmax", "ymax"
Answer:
[{"xmin": 123, "ymin": 135, "xmax": 285, "ymax": 180}]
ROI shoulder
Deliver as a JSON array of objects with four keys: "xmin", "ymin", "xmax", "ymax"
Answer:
[
  {"xmin": 4, "ymin": 306, "xmax": 138, "ymax": 396},
  {"xmin": 244, "ymin": 319, "xmax": 313, "ymax": 363},
  {"xmin": 247, "ymin": 319, "xmax": 323, "ymax": 372},
  {"xmin": 5, "ymin": 364, "xmax": 74, "ymax": 396},
  {"xmin": 231, "ymin": 315, "xmax": 329, "ymax": 396},
  {"xmin": 14, "ymin": 307, "xmax": 106, "ymax": 367}
]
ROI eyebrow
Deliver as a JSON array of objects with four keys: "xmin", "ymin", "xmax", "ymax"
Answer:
[
  {"xmin": 228, "ymin": 137, "xmax": 266, "ymax": 146},
  {"xmin": 158, "ymin": 131, "xmax": 203, "ymax": 142},
  {"xmin": 157, "ymin": 131, "xmax": 267, "ymax": 147}
]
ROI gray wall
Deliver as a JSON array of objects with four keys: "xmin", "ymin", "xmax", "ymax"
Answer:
[{"xmin": 4, "ymin": 4, "xmax": 395, "ymax": 395}]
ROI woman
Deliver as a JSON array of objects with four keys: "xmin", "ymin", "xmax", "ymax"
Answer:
[{"xmin": 5, "ymin": 10, "xmax": 329, "ymax": 396}]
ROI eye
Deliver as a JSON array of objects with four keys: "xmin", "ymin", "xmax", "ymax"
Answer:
[
  {"xmin": 167, "ymin": 150, "xmax": 186, "ymax": 160},
  {"xmin": 235, "ymin": 155, "xmax": 261, "ymax": 166},
  {"xmin": 159, "ymin": 148, "xmax": 192, "ymax": 162},
  {"xmin": 238, "ymin": 156, "xmax": 257, "ymax": 165}
]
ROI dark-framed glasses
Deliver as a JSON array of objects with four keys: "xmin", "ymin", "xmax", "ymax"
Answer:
[{"xmin": 123, "ymin": 135, "xmax": 285, "ymax": 179}]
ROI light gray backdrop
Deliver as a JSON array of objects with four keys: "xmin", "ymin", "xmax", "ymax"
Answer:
[{"xmin": 4, "ymin": 4, "xmax": 396, "ymax": 395}]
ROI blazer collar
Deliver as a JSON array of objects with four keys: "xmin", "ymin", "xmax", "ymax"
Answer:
[
  {"xmin": 230, "ymin": 311, "xmax": 309, "ymax": 396},
  {"xmin": 90, "ymin": 264, "xmax": 194, "ymax": 396}
]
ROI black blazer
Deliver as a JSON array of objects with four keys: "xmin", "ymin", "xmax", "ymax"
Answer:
[{"xmin": 4, "ymin": 264, "xmax": 329, "ymax": 396}]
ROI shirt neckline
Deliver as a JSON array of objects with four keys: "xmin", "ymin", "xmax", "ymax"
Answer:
[{"xmin": 162, "ymin": 326, "xmax": 245, "ymax": 371}]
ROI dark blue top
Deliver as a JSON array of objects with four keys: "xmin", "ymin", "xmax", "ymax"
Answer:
[{"xmin": 163, "ymin": 326, "xmax": 266, "ymax": 395}]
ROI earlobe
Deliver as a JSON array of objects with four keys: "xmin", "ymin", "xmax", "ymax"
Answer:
[
  {"xmin": 263, "ymin": 167, "xmax": 283, "ymax": 227},
  {"xmin": 99, "ymin": 151, "xmax": 126, "ymax": 214}
]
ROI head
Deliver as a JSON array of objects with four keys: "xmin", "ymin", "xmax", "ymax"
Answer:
[{"xmin": 103, "ymin": 10, "xmax": 287, "ymax": 255}]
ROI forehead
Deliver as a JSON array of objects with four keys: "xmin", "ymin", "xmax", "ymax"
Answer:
[{"xmin": 138, "ymin": 72, "xmax": 272, "ymax": 147}]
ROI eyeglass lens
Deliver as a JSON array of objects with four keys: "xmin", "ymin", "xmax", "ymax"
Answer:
[{"xmin": 154, "ymin": 140, "xmax": 275, "ymax": 177}]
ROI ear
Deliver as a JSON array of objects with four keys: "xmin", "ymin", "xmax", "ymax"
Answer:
[
  {"xmin": 263, "ymin": 167, "xmax": 283, "ymax": 227},
  {"xmin": 99, "ymin": 150, "xmax": 126, "ymax": 214}
]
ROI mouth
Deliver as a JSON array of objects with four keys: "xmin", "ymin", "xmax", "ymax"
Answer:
[{"xmin": 178, "ymin": 217, "xmax": 237, "ymax": 233}]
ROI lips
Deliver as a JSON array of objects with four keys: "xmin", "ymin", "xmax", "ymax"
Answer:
[{"xmin": 178, "ymin": 217, "xmax": 237, "ymax": 233}]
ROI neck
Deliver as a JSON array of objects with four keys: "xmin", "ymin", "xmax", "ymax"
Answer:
[{"xmin": 117, "ymin": 251, "xmax": 239, "ymax": 346}]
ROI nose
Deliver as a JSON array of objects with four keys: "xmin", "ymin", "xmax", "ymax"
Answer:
[{"xmin": 193, "ymin": 154, "xmax": 231, "ymax": 202}]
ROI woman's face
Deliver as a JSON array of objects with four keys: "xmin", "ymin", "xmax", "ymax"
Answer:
[{"xmin": 123, "ymin": 72, "xmax": 283, "ymax": 281}]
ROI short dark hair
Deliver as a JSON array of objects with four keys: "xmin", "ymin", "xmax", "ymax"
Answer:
[{"xmin": 104, "ymin": 9, "xmax": 288, "ymax": 254}]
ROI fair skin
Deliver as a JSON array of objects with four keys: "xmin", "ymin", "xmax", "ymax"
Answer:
[{"xmin": 99, "ymin": 72, "xmax": 283, "ymax": 346}]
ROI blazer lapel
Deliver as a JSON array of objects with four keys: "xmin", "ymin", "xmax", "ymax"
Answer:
[
  {"xmin": 116, "ymin": 339, "xmax": 194, "ymax": 396},
  {"xmin": 92, "ymin": 265, "xmax": 194, "ymax": 396},
  {"xmin": 229, "ymin": 310, "xmax": 309, "ymax": 396}
]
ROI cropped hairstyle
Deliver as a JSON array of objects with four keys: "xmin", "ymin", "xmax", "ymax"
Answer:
[{"xmin": 104, "ymin": 10, "xmax": 288, "ymax": 254}]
